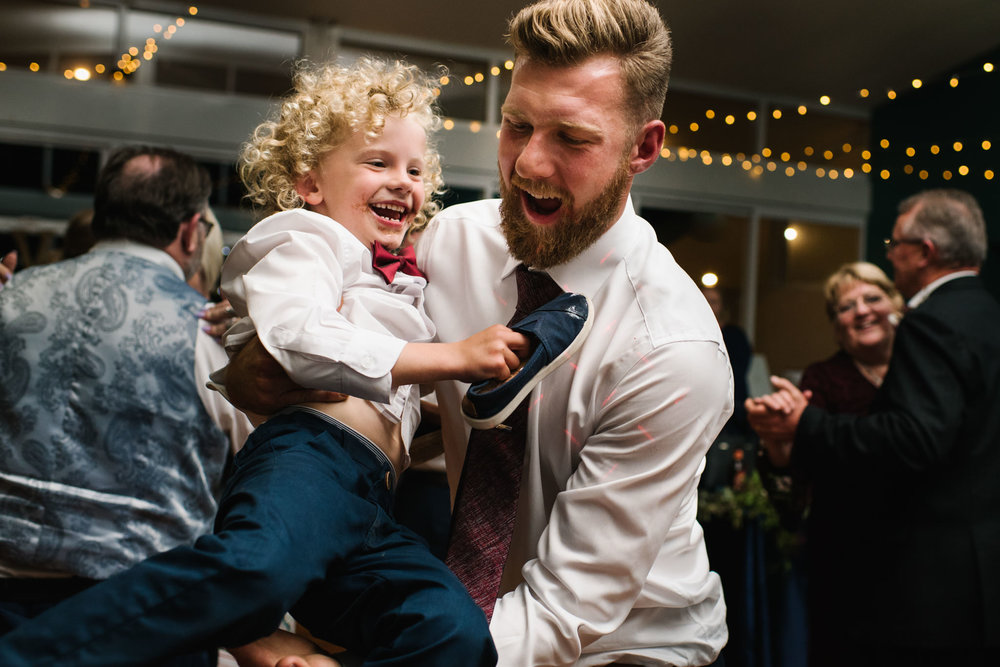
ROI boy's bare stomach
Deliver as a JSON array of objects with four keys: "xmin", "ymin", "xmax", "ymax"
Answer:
[{"xmin": 299, "ymin": 396, "xmax": 405, "ymax": 476}]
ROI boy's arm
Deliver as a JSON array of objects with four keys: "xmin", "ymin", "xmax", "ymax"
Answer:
[
  {"xmin": 391, "ymin": 324, "xmax": 530, "ymax": 387},
  {"xmin": 224, "ymin": 326, "xmax": 531, "ymax": 416}
]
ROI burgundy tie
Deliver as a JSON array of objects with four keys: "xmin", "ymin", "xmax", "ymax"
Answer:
[
  {"xmin": 371, "ymin": 242, "xmax": 425, "ymax": 284},
  {"xmin": 446, "ymin": 265, "xmax": 564, "ymax": 621}
]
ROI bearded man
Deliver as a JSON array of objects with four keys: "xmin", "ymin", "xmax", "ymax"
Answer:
[{"xmin": 229, "ymin": 0, "xmax": 732, "ymax": 665}]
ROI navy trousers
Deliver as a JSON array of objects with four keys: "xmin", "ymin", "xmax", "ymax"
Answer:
[{"xmin": 0, "ymin": 408, "xmax": 496, "ymax": 666}]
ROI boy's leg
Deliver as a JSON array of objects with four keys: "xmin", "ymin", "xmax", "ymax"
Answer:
[
  {"xmin": 290, "ymin": 506, "xmax": 496, "ymax": 666},
  {"xmin": 0, "ymin": 411, "xmax": 390, "ymax": 667}
]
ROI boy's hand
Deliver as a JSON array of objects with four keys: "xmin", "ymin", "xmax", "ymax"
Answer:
[
  {"xmin": 226, "ymin": 336, "xmax": 347, "ymax": 416},
  {"xmin": 454, "ymin": 324, "xmax": 531, "ymax": 383}
]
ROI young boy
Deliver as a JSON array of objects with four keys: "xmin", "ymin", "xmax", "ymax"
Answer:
[{"xmin": 0, "ymin": 58, "xmax": 518, "ymax": 667}]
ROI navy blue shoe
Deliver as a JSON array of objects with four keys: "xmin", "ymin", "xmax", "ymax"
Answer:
[{"xmin": 462, "ymin": 292, "xmax": 592, "ymax": 430}]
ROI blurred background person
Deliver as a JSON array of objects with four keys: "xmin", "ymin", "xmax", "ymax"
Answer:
[
  {"xmin": 760, "ymin": 262, "xmax": 903, "ymax": 667},
  {"xmin": 702, "ymin": 286, "xmax": 752, "ymax": 438},
  {"xmin": 748, "ymin": 189, "xmax": 998, "ymax": 667},
  {"xmin": 0, "ymin": 145, "xmax": 248, "ymax": 667}
]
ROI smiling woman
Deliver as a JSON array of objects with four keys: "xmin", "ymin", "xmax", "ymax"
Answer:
[{"xmin": 763, "ymin": 260, "xmax": 904, "ymax": 667}]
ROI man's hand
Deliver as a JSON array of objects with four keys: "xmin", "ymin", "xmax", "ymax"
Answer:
[
  {"xmin": 228, "ymin": 629, "xmax": 341, "ymax": 667},
  {"xmin": 225, "ymin": 336, "xmax": 346, "ymax": 417},
  {"xmin": 198, "ymin": 299, "xmax": 239, "ymax": 341},
  {"xmin": 744, "ymin": 376, "xmax": 810, "ymax": 463},
  {"xmin": 0, "ymin": 250, "xmax": 16, "ymax": 289}
]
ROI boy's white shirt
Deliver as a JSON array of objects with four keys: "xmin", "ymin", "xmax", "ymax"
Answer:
[{"xmin": 215, "ymin": 208, "xmax": 435, "ymax": 450}]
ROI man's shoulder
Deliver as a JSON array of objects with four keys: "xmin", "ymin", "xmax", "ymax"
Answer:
[
  {"xmin": 429, "ymin": 199, "xmax": 501, "ymax": 232},
  {"xmin": 419, "ymin": 199, "xmax": 505, "ymax": 266},
  {"xmin": 619, "ymin": 242, "xmax": 723, "ymax": 349}
]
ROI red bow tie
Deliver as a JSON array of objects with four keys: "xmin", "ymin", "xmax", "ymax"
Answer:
[{"xmin": 371, "ymin": 242, "xmax": 426, "ymax": 284}]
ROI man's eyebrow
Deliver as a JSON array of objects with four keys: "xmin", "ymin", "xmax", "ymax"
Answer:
[{"xmin": 500, "ymin": 107, "xmax": 603, "ymax": 137}]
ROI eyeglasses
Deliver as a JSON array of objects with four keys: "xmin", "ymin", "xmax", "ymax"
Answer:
[
  {"xmin": 883, "ymin": 237, "xmax": 923, "ymax": 251},
  {"xmin": 199, "ymin": 212, "xmax": 216, "ymax": 234}
]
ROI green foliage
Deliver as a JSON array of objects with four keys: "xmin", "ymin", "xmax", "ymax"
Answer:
[{"xmin": 698, "ymin": 469, "xmax": 801, "ymax": 566}]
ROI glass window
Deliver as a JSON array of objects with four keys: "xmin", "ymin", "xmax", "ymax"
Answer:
[{"xmin": 754, "ymin": 217, "xmax": 860, "ymax": 379}]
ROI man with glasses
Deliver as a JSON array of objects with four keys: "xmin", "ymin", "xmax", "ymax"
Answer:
[
  {"xmin": 0, "ymin": 145, "xmax": 247, "ymax": 667},
  {"xmin": 749, "ymin": 189, "xmax": 999, "ymax": 667}
]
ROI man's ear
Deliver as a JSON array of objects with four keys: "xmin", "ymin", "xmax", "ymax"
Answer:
[
  {"xmin": 294, "ymin": 172, "xmax": 324, "ymax": 207},
  {"xmin": 629, "ymin": 119, "xmax": 665, "ymax": 176},
  {"xmin": 918, "ymin": 238, "xmax": 938, "ymax": 268},
  {"xmin": 181, "ymin": 212, "xmax": 202, "ymax": 255}
]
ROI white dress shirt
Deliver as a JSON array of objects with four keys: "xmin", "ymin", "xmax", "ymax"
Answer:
[
  {"xmin": 906, "ymin": 269, "xmax": 978, "ymax": 309},
  {"xmin": 417, "ymin": 198, "xmax": 731, "ymax": 666},
  {"xmin": 219, "ymin": 209, "xmax": 435, "ymax": 449}
]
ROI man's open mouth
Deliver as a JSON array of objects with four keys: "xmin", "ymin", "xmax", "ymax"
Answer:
[{"xmin": 522, "ymin": 190, "xmax": 562, "ymax": 216}]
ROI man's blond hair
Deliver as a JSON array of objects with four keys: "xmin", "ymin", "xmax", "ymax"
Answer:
[
  {"xmin": 240, "ymin": 57, "xmax": 444, "ymax": 231},
  {"xmin": 507, "ymin": 0, "xmax": 672, "ymax": 127}
]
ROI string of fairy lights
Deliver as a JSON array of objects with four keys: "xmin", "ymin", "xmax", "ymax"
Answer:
[{"xmin": 0, "ymin": 2, "xmax": 995, "ymax": 182}]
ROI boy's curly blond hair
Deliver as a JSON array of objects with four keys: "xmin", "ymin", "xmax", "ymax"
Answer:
[{"xmin": 240, "ymin": 57, "xmax": 445, "ymax": 232}]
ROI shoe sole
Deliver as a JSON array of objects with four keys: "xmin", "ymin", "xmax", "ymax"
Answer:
[{"xmin": 463, "ymin": 295, "xmax": 594, "ymax": 430}]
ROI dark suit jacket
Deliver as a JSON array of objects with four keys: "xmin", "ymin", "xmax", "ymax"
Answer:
[{"xmin": 795, "ymin": 275, "xmax": 1000, "ymax": 648}]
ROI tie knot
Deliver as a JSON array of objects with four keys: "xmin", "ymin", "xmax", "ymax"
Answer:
[{"xmin": 513, "ymin": 265, "xmax": 564, "ymax": 323}]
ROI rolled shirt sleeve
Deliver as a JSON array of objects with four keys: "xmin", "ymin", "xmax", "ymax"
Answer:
[{"xmin": 221, "ymin": 210, "xmax": 427, "ymax": 406}]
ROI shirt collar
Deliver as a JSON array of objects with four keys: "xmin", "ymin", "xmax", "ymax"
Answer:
[
  {"xmin": 91, "ymin": 239, "xmax": 185, "ymax": 281},
  {"xmin": 499, "ymin": 197, "xmax": 640, "ymax": 297},
  {"xmin": 907, "ymin": 269, "xmax": 978, "ymax": 309}
]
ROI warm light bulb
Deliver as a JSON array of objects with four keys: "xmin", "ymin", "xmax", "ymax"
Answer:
[
  {"xmin": 73, "ymin": 67, "xmax": 91, "ymax": 81},
  {"xmin": 911, "ymin": 78, "xmax": 922, "ymax": 88},
  {"xmin": 819, "ymin": 95, "xmax": 830, "ymax": 105},
  {"xmin": 784, "ymin": 227, "xmax": 798, "ymax": 241},
  {"xmin": 701, "ymin": 273, "xmax": 719, "ymax": 287}
]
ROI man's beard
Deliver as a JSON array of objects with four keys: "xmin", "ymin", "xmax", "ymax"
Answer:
[{"xmin": 499, "ymin": 160, "xmax": 631, "ymax": 269}]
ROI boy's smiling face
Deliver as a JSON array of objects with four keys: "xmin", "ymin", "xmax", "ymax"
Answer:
[{"xmin": 296, "ymin": 114, "xmax": 427, "ymax": 251}]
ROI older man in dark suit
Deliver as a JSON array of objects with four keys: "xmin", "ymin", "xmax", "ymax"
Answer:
[{"xmin": 748, "ymin": 189, "xmax": 998, "ymax": 667}]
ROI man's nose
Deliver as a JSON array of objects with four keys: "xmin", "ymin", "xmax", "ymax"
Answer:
[{"xmin": 515, "ymin": 134, "xmax": 555, "ymax": 181}]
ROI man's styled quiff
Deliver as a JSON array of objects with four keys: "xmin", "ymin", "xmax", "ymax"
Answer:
[
  {"xmin": 506, "ymin": 0, "xmax": 672, "ymax": 126},
  {"xmin": 240, "ymin": 57, "xmax": 444, "ymax": 231}
]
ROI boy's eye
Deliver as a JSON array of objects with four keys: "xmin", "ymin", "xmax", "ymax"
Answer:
[
  {"xmin": 408, "ymin": 167, "xmax": 422, "ymax": 177},
  {"xmin": 367, "ymin": 159, "xmax": 385, "ymax": 168}
]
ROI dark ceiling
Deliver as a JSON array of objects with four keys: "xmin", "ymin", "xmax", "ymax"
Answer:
[{"xmin": 189, "ymin": 0, "xmax": 1000, "ymax": 113}]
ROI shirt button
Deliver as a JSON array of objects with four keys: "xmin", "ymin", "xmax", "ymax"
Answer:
[{"xmin": 361, "ymin": 354, "xmax": 374, "ymax": 369}]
